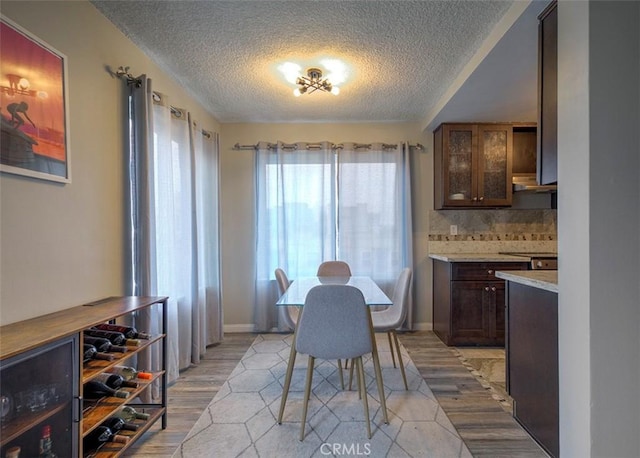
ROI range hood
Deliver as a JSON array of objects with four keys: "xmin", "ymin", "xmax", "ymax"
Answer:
[{"xmin": 512, "ymin": 174, "xmax": 557, "ymax": 193}]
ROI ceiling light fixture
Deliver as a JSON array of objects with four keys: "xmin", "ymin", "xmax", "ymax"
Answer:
[{"xmin": 293, "ymin": 68, "xmax": 340, "ymax": 97}]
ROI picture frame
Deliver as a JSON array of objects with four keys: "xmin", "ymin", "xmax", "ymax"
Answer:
[{"xmin": 0, "ymin": 15, "xmax": 71, "ymax": 183}]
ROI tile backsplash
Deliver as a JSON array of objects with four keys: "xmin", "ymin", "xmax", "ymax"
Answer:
[{"xmin": 428, "ymin": 209, "xmax": 557, "ymax": 254}]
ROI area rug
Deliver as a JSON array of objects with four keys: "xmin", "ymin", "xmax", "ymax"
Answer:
[{"xmin": 172, "ymin": 333, "xmax": 472, "ymax": 458}]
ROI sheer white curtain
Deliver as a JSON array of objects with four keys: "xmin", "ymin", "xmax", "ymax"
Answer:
[
  {"xmin": 338, "ymin": 142, "xmax": 414, "ymax": 326},
  {"xmin": 191, "ymin": 121, "xmax": 223, "ymax": 353},
  {"xmin": 152, "ymin": 94, "xmax": 194, "ymax": 381},
  {"xmin": 254, "ymin": 141, "xmax": 414, "ymax": 331},
  {"xmin": 126, "ymin": 78, "xmax": 223, "ymax": 385},
  {"xmin": 254, "ymin": 141, "xmax": 335, "ymax": 331}
]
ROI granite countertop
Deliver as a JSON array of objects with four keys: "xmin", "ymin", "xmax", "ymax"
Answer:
[
  {"xmin": 495, "ymin": 270, "xmax": 558, "ymax": 293},
  {"xmin": 428, "ymin": 253, "xmax": 532, "ymax": 263}
]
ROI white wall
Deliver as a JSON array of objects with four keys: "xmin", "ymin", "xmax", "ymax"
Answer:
[
  {"xmin": 0, "ymin": 1, "xmax": 220, "ymax": 325},
  {"xmin": 218, "ymin": 122, "xmax": 434, "ymax": 330},
  {"xmin": 558, "ymin": 1, "xmax": 640, "ymax": 456}
]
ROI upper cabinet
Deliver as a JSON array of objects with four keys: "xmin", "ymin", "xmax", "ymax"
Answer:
[
  {"xmin": 537, "ymin": 0, "xmax": 558, "ymax": 185},
  {"xmin": 434, "ymin": 123, "xmax": 513, "ymax": 209}
]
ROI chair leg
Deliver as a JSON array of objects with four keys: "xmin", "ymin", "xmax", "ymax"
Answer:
[
  {"xmin": 278, "ymin": 334, "xmax": 298, "ymax": 424},
  {"xmin": 369, "ymin": 323, "xmax": 389, "ymax": 424},
  {"xmin": 337, "ymin": 359, "xmax": 344, "ymax": 390},
  {"xmin": 357, "ymin": 357, "xmax": 371, "ymax": 439},
  {"xmin": 391, "ymin": 331, "xmax": 408, "ymax": 390},
  {"xmin": 300, "ymin": 356, "xmax": 315, "ymax": 441},
  {"xmin": 387, "ymin": 332, "xmax": 397, "ymax": 368},
  {"xmin": 348, "ymin": 358, "xmax": 355, "ymax": 391}
]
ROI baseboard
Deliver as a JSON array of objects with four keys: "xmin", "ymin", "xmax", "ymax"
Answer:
[
  {"xmin": 409, "ymin": 322, "xmax": 433, "ymax": 331},
  {"xmin": 223, "ymin": 322, "xmax": 433, "ymax": 333},
  {"xmin": 223, "ymin": 324, "xmax": 256, "ymax": 333}
]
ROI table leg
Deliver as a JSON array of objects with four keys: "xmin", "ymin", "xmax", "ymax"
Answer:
[
  {"xmin": 368, "ymin": 311, "xmax": 389, "ymax": 424},
  {"xmin": 278, "ymin": 331, "xmax": 297, "ymax": 424}
]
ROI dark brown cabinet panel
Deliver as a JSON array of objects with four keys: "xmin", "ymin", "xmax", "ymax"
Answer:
[
  {"xmin": 450, "ymin": 280, "xmax": 505, "ymax": 345},
  {"xmin": 434, "ymin": 123, "xmax": 513, "ymax": 209},
  {"xmin": 538, "ymin": 0, "xmax": 558, "ymax": 185},
  {"xmin": 433, "ymin": 260, "xmax": 528, "ymax": 346},
  {"xmin": 506, "ymin": 282, "xmax": 558, "ymax": 457}
]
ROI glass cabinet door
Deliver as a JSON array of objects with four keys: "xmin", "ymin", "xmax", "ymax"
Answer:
[
  {"xmin": 477, "ymin": 124, "xmax": 512, "ymax": 206},
  {"xmin": 1, "ymin": 336, "xmax": 78, "ymax": 458},
  {"xmin": 443, "ymin": 124, "xmax": 477, "ymax": 206}
]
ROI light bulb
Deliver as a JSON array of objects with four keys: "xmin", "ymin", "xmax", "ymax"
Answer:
[
  {"xmin": 18, "ymin": 78, "xmax": 30, "ymax": 91},
  {"xmin": 331, "ymin": 86, "xmax": 340, "ymax": 96},
  {"xmin": 293, "ymin": 88, "xmax": 301, "ymax": 97}
]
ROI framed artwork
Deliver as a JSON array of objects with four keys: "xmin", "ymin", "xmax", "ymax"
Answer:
[{"xmin": 0, "ymin": 15, "xmax": 71, "ymax": 183}]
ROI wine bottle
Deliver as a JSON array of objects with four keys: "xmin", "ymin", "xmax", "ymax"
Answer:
[
  {"xmin": 84, "ymin": 380, "xmax": 130, "ymax": 399},
  {"xmin": 83, "ymin": 344, "xmax": 115, "ymax": 362},
  {"xmin": 84, "ymin": 335, "xmax": 128, "ymax": 353},
  {"xmin": 94, "ymin": 323, "xmax": 151, "ymax": 339},
  {"xmin": 114, "ymin": 405, "xmax": 150, "ymax": 421},
  {"xmin": 83, "ymin": 425, "xmax": 129, "ymax": 451},
  {"xmin": 84, "ymin": 329, "xmax": 127, "ymax": 346},
  {"xmin": 101, "ymin": 416, "xmax": 139, "ymax": 432},
  {"xmin": 106, "ymin": 365, "xmax": 152, "ymax": 381},
  {"xmin": 93, "ymin": 373, "xmax": 139, "ymax": 389},
  {"xmin": 38, "ymin": 425, "xmax": 57, "ymax": 458}
]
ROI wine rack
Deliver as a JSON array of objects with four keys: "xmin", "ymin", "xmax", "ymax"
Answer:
[{"xmin": 0, "ymin": 296, "xmax": 168, "ymax": 458}]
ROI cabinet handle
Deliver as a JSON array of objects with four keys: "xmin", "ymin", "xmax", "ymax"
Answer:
[
  {"xmin": 485, "ymin": 286, "xmax": 490, "ymax": 291},
  {"xmin": 491, "ymin": 286, "xmax": 496, "ymax": 292},
  {"xmin": 472, "ymin": 197, "xmax": 478, "ymax": 201},
  {"xmin": 479, "ymin": 196, "xmax": 484, "ymax": 202},
  {"xmin": 487, "ymin": 269, "xmax": 493, "ymax": 274}
]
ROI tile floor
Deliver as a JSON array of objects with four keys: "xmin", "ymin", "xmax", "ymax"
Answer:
[
  {"xmin": 172, "ymin": 333, "xmax": 472, "ymax": 458},
  {"xmin": 452, "ymin": 347, "xmax": 512, "ymax": 413}
]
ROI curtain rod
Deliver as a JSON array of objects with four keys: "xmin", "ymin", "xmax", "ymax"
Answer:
[
  {"xmin": 233, "ymin": 142, "xmax": 424, "ymax": 151},
  {"xmin": 115, "ymin": 65, "xmax": 180, "ymax": 116}
]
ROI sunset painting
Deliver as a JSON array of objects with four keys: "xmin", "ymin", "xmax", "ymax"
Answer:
[{"xmin": 1, "ymin": 17, "xmax": 70, "ymax": 183}]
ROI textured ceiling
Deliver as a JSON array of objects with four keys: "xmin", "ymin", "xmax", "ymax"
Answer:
[{"xmin": 91, "ymin": 0, "xmax": 527, "ymax": 124}]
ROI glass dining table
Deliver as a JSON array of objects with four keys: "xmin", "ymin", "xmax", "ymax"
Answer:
[{"xmin": 276, "ymin": 276, "xmax": 392, "ymax": 425}]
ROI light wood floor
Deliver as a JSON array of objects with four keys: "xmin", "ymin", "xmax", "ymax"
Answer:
[{"xmin": 125, "ymin": 331, "xmax": 546, "ymax": 457}]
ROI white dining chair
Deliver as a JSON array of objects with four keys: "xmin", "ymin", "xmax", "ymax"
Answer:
[
  {"xmin": 292, "ymin": 284, "xmax": 373, "ymax": 440},
  {"xmin": 370, "ymin": 268, "xmax": 412, "ymax": 390},
  {"xmin": 275, "ymin": 268, "xmax": 298, "ymax": 331},
  {"xmin": 317, "ymin": 260, "xmax": 352, "ymax": 277}
]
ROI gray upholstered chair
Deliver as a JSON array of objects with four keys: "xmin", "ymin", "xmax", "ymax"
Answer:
[
  {"xmin": 275, "ymin": 268, "xmax": 347, "ymax": 388},
  {"xmin": 370, "ymin": 268, "xmax": 412, "ymax": 390},
  {"xmin": 286, "ymin": 284, "xmax": 373, "ymax": 440},
  {"xmin": 316, "ymin": 260, "xmax": 352, "ymax": 277},
  {"xmin": 275, "ymin": 268, "xmax": 298, "ymax": 331}
]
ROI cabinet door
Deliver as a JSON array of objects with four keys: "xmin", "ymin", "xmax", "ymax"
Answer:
[
  {"xmin": 477, "ymin": 124, "xmax": 513, "ymax": 206},
  {"xmin": 0, "ymin": 336, "xmax": 78, "ymax": 458},
  {"xmin": 491, "ymin": 282, "xmax": 506, "ymax": 345},
  {"xmin": 451, "ymin": 281, "xmax": 488, "ymax": 343},
  {"xmin": 441, "ymin": 124, "xmax": 477, "ymax": 207},
  {"xmin": 538, "ymin": 1, "xmax": 558, "ymax": 185},
  {"xmin": 451, "ymin": 281, "xmax": 506, "ymax": 346}
]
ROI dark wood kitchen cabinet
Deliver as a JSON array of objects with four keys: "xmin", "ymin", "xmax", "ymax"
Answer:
[
  {"xmin": 433, "ymin": 260, "xmax": 528, "ymax": 346},
  {"xmin": 537, "ymin": 0, "xmax": 558, "ymax": 185},
  {"xmin": 506, "ymin": 281, "xmax": 558, "ymax": 457},
  {"xmin": 434, "ymin": 123, "xmax": 513, "ymax": 209}
]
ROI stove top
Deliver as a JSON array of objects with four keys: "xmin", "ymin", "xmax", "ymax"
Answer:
[{"xmin": 500, "ymin": 252, "xmax": 558, "ymax": 270}]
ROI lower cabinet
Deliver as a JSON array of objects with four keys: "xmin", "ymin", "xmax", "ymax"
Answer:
[
  {"xmin": 506, "ymin": 282, "xmax": 558, "ymax": 458},
  {"xmin": 433, "ymin": 260, "xmax": 528, "ymax": 346},
  {"xmin": 0, "ymin": 296, "xmax": 168, "ymax": 458}
]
